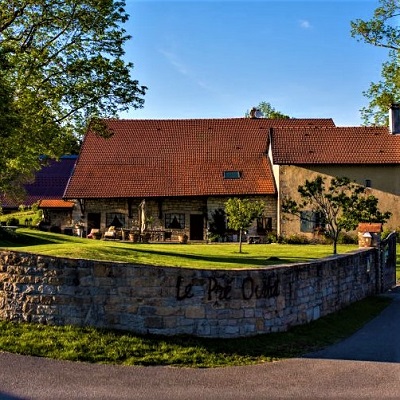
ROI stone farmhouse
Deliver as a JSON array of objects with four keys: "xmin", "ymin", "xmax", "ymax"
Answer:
[
  {"xmin": 8, "ymin": 110, "xmax": 399, "ymax": 242},
  {"xmin": 63, "ymin": 118, "xmax": 335, "ymax": 241}
]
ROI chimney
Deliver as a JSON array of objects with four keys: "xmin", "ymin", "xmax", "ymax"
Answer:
[
  {"xmin": 249, "ymin": 107, "xmax": 257, "ymax": 118},
  {"xmin": 249, "ymin": 107, "xmax": 263, "ymax": 119},
  {"xmin": 389, "ymin": 103, "xmax": 400, "ymax": 134}
]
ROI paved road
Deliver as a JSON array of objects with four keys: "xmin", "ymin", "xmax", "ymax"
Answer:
[
  {"xmin": 0, "ymin": 288, "xmax": 399, "ymax": 400},
  {"xmin": 306, "ymin": 286, "xmax": 400, "ymax": 363}
]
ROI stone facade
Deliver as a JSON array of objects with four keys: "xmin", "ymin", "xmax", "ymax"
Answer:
[
  {"xmin": 75, "ymin": 195, "xmax": 277, "ymax": 242},
  {"xmin": 0, "ymin": 247, "xmax": 393, "ymax": 338}
]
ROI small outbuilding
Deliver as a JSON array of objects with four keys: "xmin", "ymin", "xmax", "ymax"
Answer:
[{"xmin": 357, "ymin": 222, "xmax": 383, "ymax": 248}]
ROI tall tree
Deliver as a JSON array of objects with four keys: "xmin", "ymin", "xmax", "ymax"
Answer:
[
  {"xmin": 225, "ymin": 198, "xmax": 265, "ymax": 253},
  {"xmin": 0, "ymin": 50, "xmax": 27, "ymax": 200},
  {"xmin": 351, "ymin": 0, "xmax": 400, "ymax": 125},
  {"xmin": 282, "ymin": 176, "xmax": 391, "ymax": 254},
  {"xmin": 0, "ymin": 0, "xmax": 146, "ymax": 197},
  {"xmin": 246, "ymin": 101, "xmax": 290, "ymax": 119}
]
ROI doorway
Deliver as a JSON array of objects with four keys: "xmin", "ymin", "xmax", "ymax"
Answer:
[
  {"xmin": 87, "ymin": 213, "xmax": 101, "ymax": 231},
  {"xmin": 190, "ymin": 214, "xmax": 204, "ymax": 240}
]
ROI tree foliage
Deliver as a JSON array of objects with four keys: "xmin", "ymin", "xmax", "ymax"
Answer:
[
  {"xmin": 208, "ymin": 208, "xmax": 227, "ymax": 241},
  {"xmin": 246, "ymin": 101, "xmax": 290, "ymax": 119},
  {"xmin": 351, "ymin": 0, "xmax": 400, "ymax": 125},
  {"xmin": 282, "ymin": 176, "xmax": 391, "ymax": 254},
  {"xmin": 225, "ymin": 198, "xmax": 265, "ymax": 253},
  {"xmin": 0, "ymin": 0, "xmax": 146, "ymax": 197}
]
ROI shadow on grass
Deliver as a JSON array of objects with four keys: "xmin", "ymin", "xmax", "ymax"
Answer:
[
  {"xmin": 0, "ymin": 230, "xmax": 81, "ymax": 248},
  {"xmin": 119, "ymin": 246, "xmax": 315, "ymax": 267}
]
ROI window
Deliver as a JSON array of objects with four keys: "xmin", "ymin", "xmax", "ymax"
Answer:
[
  {"xmin": 165, "ymin": 213, "xmax": 185, "ymax": 229},
  {"xmin": 223, "ymin": 171, "xmax": 242, "ymax": 179},
  {"xmin": 365, "ymin": 179, "xmax": 372, "ymax": 188},
  {"xmin": 300, "ymin": 211, "xmax": 324, "ymax": 233},
  {"xmin": 106, "ymin": 213, "xmax": 125, "ymax": 228},
  {"xmin": 257, "ymin": 217, "xmax": 272, "ymax": 234}
]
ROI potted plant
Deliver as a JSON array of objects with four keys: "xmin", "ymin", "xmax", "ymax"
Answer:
[
  {"xmin": 93, "ymin": 230, "xmax": 102, "ymax": 240},
  {"xmin": 74, "ymin": 220, "xmax": 84, "ymax": 237},
  {"xmin": 179, "ymin": 233, "xmax": 188, "ymax": 244},
  {"xmin": 129, "ymin": 230, "xmax": 139, "ymax": 242}
]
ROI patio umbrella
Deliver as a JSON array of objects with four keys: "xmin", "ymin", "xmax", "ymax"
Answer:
[{"xmin": 139, "ymin": 199, "xmax": 146, "ymax": 234}]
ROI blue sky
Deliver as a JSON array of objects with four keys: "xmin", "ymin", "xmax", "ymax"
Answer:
[{"xmin": 121, "ymin": 0, "xmax": 388, "ymax": 126}]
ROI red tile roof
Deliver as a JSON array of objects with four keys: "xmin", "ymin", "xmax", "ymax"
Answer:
[
  {"xmin": 270, "ymin": 126, "xmax": 400, "ymax": 164},
  {"xmin": 358, "ymin": 223, "xmax": 383, "ymax": 233},
  {"xmin": 38, "ymin": 199, "xmax": 75, "ymax": 209},
  {"xmin": 64, "ymin": 118, "xmax": 335, "ymax": 199}
]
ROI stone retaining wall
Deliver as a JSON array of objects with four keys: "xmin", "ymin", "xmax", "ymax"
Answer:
[{"xmin": 0, "ymin": 248, "xmax": 382, "ymax": 338}]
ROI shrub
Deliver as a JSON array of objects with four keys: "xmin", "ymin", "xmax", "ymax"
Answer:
[
  {"xmin": 207, "ymin": 233, "xmax": 221, "ymax": 243},
  {"xmin": 265, "ymin": 232, "xmax": 278, "ymax": 243},
  {"xmin": 337, "ymin": 232, "xmax": 358, "ymax": 244},
  {"xmin": 0, "ymin": 226, "xmax": 18, "ymax": 241},
  {"xmin": 31, "ymin": 216, "xmax": 43, "ymax": 228},
  {"xmin": 310, "ymin": 235, "xmax": 332, "ymax": 245},
  {"xmin": 6, "ymin": 217, "xmax": 19, "ymax": 226},
  {"xmin": 50, "ymin": 226, "xmax": 61, "ymax": 233},
  {"xmin": 285, "ymin": 234, "xmax": 311, "ymax": 244},
  {"xmin": 209, "ymin": 208, "xmax": 227, "ymax": 238}
]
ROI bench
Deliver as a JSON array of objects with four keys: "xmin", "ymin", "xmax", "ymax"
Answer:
[{"xmin": 247, "ymin": 235, "xmax": 261, "ymax": 244}]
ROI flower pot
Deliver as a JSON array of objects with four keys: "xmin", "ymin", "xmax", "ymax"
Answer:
[{"xmin": 179, "ymin": 234, "xmax": 188, "ymax": 244}]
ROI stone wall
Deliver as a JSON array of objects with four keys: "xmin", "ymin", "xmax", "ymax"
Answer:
[{"xmin": 0, "ymin": 248, "xmax": 386, "ymax": 338}]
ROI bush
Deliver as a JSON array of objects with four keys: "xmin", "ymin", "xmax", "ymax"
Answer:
[
  {"xmin": 310, "ymin": 235, "xmax": 332, "ymax": 245},
  {"xmin": 207, "ymin": 233, "xmax": 221, "ymax": 243},
  {"xmin": 285, "ymin": 234, "xmax": 311, "ymax": 244},
  {"xmin": 6, "ymin": 217, "xmax": 19, "ymax": 226},
  {"xmin": 0, "ymin": 226, "xmax": 18, "ymax": 241},
  {"xmin": 31, "ymin": 216, "xmax": 43, "ymax": 228},
  {"xmin": 265, "ymin": 232, "xmax": 278, "ymax": 243},
  {"xmin": 337, "ymin": 232, "xmax": 358, "ymax": 244},
  {"xmin": 50, "ymin": 226, "xmax": 62, "ymax": 234}
]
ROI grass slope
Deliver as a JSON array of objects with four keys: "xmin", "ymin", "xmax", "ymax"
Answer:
[{"xmin": 1, "ymin": 229, "xmax": 358, "ymax": 269}]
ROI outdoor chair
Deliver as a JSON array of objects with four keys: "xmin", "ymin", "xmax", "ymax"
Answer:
[
  {"xmin": 87, "ymin": 228, "xmax": 101, "ymax": 239},
  {"xmin": 104, "ymin": 226, "xmax": 116, "ymax": 239}
]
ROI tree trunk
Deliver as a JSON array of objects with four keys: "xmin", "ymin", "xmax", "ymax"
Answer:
[
  {"xmin": 333, "ymin": 239, "xmax": 337, "ymax": 254},
  {"xmin": 239, "ymin": 228, "xmax": 243, "ymax": 253}
]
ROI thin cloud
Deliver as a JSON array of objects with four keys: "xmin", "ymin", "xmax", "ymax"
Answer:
[
  {"xmin": 299, "ymin": 19, "xmax": 312, "ymax": 29},
  {"xmin": 158, "ymin": 48, "xmax": 189, "ymax": 76},
  {"xmin": 158, "ymin": 47, "xmax": 216, "ymax": 93}
]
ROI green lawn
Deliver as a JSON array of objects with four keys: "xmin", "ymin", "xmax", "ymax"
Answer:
[{"xmin": 0, "ymin": 228, "xmax": 358, "ymax": 269}]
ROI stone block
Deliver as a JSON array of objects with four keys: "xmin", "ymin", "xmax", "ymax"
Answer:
[
  {"xmin": 145, "ymin": 316, "xmax": 164, "ymax": 329},
  {"xmin": 185, "ymin": 306, "xmax": 205, "ymax": 319},
  {"xmin": 93, "ymin": 264, "xmax": 114, "ymax": 278}
]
